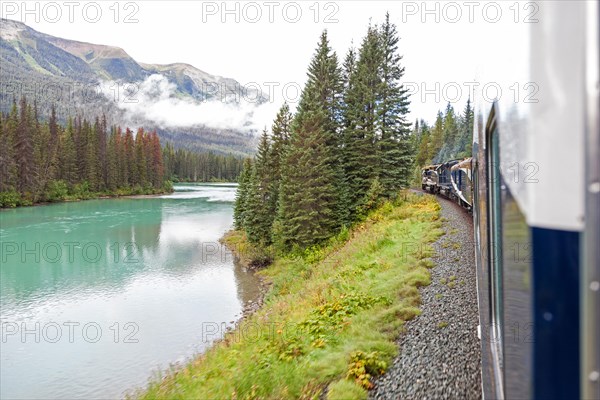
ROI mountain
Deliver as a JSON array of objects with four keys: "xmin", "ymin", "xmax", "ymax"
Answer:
[{"xmin": 0, "ymin": 18, "xmax": 264, "ymax": 156}]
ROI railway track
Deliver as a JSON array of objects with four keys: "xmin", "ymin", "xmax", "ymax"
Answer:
[{"xmin": 370, "ymin": 194, "xmax": 480, "ymax": 399}]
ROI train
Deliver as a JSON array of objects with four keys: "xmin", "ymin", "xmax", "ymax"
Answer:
[
  {"xmin": 421, "ymin": 158, "xmax": 474, "ymax": 211},
  {"xmin": 421, "ymin": 2, "xmax": 599, "ymax": 399}
]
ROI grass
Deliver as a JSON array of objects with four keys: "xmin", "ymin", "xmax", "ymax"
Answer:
[{"xmin": 136, "ymin": 191, "xmax": 442, "ymax": 400}]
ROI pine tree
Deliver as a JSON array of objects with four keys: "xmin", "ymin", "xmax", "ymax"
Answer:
[
  {"xmin": 135, "ymin": 128, "xmax": 148, "ymax": 187},
  {"xmin": 98, "ymin": 114, "xmax": 108, "ymax": 189},
  {"xmin": 59, "ymin": 118, "xmax": 77, "ymax": 185},
  {"xmin": 274, "ymin": 32, "xmax": 344, "ymax": 248},
  {"xmin": 274, "ymin": 112, "xmax": 339, "ymax": 250},
  {"xmin": 267, "ymin": 104, "xmax": 292, "ymax": 228},
  {"xmin": 123, "ymin": 128, "xmax": 135, "ymax": 185},
  {"xmin": 151, "ymin": 132, "xmax": 164, "ymax": 188},
  {"xmin": 15, "ymin": 97, "xmax": 34, "ymax": 194},
  {"xmin": 48, "ymin": 105, "xmax": 60, "ymax": 179},
  {"xmin": 341, "ymin": 24, "xmax": 382, "ymax": 218},
  {"xmin": 457, "ymin": 98, "xmax": 474, "ymax": 157},
  {"xmin": 243, "ymin": 129, "xmax": 275, "ymax": 245},
  {"xmin": 377, "ymin": 13, "xmax": 413, "ymax": 196},
  {"xmin": 440, "ymin": 103, "xmax": 458, "ymax": 160},
  {"xmin": 233, "ymin": 158, "xmax": 253, "ymax": 230},
  {"xmin": 415, "ymin": 121, "xmax": 431, "ymax": 167},
  {"xmin": 430, "ymin": 111, "xmax": 444, "ymax": 162},
  {"xmin": 270, "ymin": 104, "xmax": 292, "ymax": 183},
  {"xmin": 0, "ymin": 100, "xmax": 17, "ymax": 192},
  {"xmin": 86, "ymin": 118, "xmax": 101, "ymax": 191},
  {"xmin": 106, "ymin": 128, "xmax": 118, "ymax": 190}
]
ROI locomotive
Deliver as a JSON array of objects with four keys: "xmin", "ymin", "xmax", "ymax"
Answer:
[{"xmin": 421, "ymin": 2, "xmax": 599, "ymax": 399}]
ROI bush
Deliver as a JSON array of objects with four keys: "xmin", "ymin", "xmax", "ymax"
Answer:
[
  {"xmin": 163, "ymin": 180, "xmax": 174, "ymax": 193},
  {"xmin": 346, "ymin": 351, "xmax": 388, "ymax": 390},
  {"xmin": 0, "ymin": 191, "xmax": 22, "ymax": 208},
  {"xmin": 70, "ymin": 181, "xmax": 91, "ymax": 199},
  {"xmin": 46, "ymin": 180, "xmax": 69, "ymax": 202}
]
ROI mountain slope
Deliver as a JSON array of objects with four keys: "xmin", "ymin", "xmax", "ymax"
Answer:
[{"xmin": 0, "ymin": 18, "xmax": 263, "ymax": 155}]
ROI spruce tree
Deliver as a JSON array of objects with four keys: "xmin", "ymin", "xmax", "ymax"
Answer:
[
  {"xmin": 123, "ymin": 128, "xmax": 135, "ymax": 185},
  {"xmin": 60, "ymin": 118, "xmax": 77, "ymax": 185},
  {"xmin": 457, "ymin": 98, "xmax": 474, "ymax": 157},
  {"xmin": 377, "ymin": 13, "xmax": 413, "ymax": 195},
  {"xmin": 430, "ymin": 111, "xmax": 444, "ymax": 162},
  {"xmin": 274, "ymin": 112, "xmax": 338, "ymax": 250},
  {"xmin": 441, "ymin": 103, "xmax": 458, "ymax": 160},
  {"xmin": 151, "ymin": 132, "xmax": 164, "ymax": 188},
  {"xmin": 341, "ymin": 25, "xmax": 382, "ymax": 218},
  {"xmin": 267, "ymin": 104, "xmax": 292, "ymax": 235},
  {"xmin": 15, "ymin": 97, "xmax": 34, "ymax": 194},
  {"xmin": 0, "ymin": 101, "xmax": 17, "ymax": 192},
  {"xmin": 233, "ymin": 158, "xmax": 253, "ymax": 230},
  {"xmin": 106, "ymin": 129, "xmax": 118, "ymax": 190},
  {"xmin": 244, "ymin": 129, "xmax": 274, "ymax": 245},
  {"xmin": 275, "ymin": 31, "xmax": 343, "ymax": 249}
]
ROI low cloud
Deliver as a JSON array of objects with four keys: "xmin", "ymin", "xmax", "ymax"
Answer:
[{"xmin": 100, "ymin": 74, "xmax": 279, "ymax": 133}]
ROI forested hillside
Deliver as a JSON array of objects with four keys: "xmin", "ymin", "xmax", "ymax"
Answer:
[
  {"xmin": 162, "ymin": 143, "xmax": 245, "ymax": 183},
  {"xmin": 0, "ymin": 18, "xmax": 263, "ymax": 156},
  {"xmin": 234, "ymin": 14, "xmax": 413, "ymax": 252},
  {"xmin": 0, "ymin": 97, "xmax": 245, "ymax": 207},
  {"xmin": 0, "ymin": 97, "xmax": 167, "ymax": 207}
]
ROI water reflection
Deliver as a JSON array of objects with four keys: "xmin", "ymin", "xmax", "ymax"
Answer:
[{"xmin": 0, "ymin": 184, "xmax": 259, "ymax": 399}]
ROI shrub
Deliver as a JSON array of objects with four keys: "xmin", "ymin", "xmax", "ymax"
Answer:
[
  {"xmin": 346, "ymin": 351, "xmax": 387, "ymax": 389},
  {"xmin": 0, "ymin": 191, "xmax": 22, "ymax": 208},
  {"xmin": 46, "ymin": 180, "xmax": 69, "ymax": 202}
]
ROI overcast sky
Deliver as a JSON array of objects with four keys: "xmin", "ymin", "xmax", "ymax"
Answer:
[{"xmin": 2, "ymin": 0, "xmax": 533, "ymax": 125}]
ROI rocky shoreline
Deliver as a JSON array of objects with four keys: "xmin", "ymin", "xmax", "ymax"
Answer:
[{"xmin": 220, "ymin": 231, "xmax": 272, "ymax": 325}]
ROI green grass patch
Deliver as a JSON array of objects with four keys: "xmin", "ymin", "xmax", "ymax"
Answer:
[{"xmin": 136, "ymin": 191, "xmax": 442, "ymax": 400}]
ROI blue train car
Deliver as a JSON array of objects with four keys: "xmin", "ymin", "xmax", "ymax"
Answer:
[{"xmin": 472, "ymin": 2, "xmax": 599, "ymax": 399}]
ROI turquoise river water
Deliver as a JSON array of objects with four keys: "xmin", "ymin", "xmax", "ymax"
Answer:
[{"xmin": 0, "ymin": 184, "xmax": 260, "ymax": 399}]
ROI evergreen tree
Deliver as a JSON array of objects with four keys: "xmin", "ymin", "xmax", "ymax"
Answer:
[
  {"xmin": 267, "ymin": 104, "xmax": 292, "ymax": 231},
  {"xmin": 150, "ymin": 132, "xmax": 164, "ymax": 188},
  {"xmin": 0, "ymin": 101, "xmax": 17, "ymax": 192},
  {"xmin": 244, "ymin": 129, "xmax": 274, "ymax": 245},
  {"xmin": 274, "ymin": 32, "xmax": 344, "ymax": 248},
  {"xmin": 123, "ymin": 128, "xmax": 135, "ymax": 185},
  {"xmin": 440, "ymin": 103, "xmax": 458, "ymax": 160},
  {"xmin": 274, "ymin": 112, "xmax": 339, "ymax": 250},
  {"xmin": 456, "ymin": 98, "xmax": 474, "ymax": 157},
  {"xmin": 60, "ymin": 118, "xmax": 77, "ymax": 185},
  {"xmin": 15, "ymin": 97, "xmax": 34, "ymax": 194},
  {"xmin": 233, "ymin": 158, "xmax": 253, "ymax": 230},
  {"xmin": 98, "ymin": 115, "xmax": 108, "ymax": 189},
  {"xmin": 106, "ymin": 128, "xmax": 119, "ymax": 190},
  {"xmin": 430, "ymin": 111, "xmax": 444, "ymax": 162},
  {"xmin": 377, "ymin": 13, "xmax": 413, "ymax": 196},
  {"xmin": 341, "ymin": 24, "xmax": 382, "ymax": 218},
  {"xmin": 135, "ymin": 128, "xmax": 148, "ymax": 187}
]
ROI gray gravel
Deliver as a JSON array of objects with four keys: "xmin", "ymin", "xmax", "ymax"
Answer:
[{"xmin": 370, "ymin": 194, "xmax": 482, "ymax": 400}]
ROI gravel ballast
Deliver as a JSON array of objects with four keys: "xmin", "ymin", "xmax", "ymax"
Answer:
[{"xmin": 370, "ymin": 194, "xmax": 482, "ymax": 400}]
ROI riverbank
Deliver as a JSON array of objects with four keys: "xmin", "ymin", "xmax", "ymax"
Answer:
[
  {"xmin": 137, "ymin": 191, "xmax": 443, "ymax": 400},
  {"xmin": 0, "ymin": 184, "xmax": 174, "ymax": 209}
]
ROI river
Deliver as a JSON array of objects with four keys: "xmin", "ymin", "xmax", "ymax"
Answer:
[{"xmin": 0, "ymin": 184, "xmax": 260, "ymax": 399}]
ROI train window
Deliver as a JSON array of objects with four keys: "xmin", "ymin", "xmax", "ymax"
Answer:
[{"xmin": 487, "ymin": 120, "xmax": 504, "ymax": 365}]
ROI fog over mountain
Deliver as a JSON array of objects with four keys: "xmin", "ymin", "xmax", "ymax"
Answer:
[{"xmin": 0, "ymin": 18, "xmax": 274, "ymax": 155}]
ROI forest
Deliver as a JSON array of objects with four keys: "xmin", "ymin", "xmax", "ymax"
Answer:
[
  {"xmin": 411, "ymin": 100, "xmax": 474, "ymax": 170},
  {"xmin": 234, "ymin": 14, "xmax": 416, "ymax": 252},
  {"xmin": 0, "ymin": 97, "xmax": 245, "ymax": 207}
]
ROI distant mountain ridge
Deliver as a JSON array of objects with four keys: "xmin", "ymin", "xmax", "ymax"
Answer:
[{"xmin": 0, "ymin": 18, "xmax": 263, "ymax": 156}]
